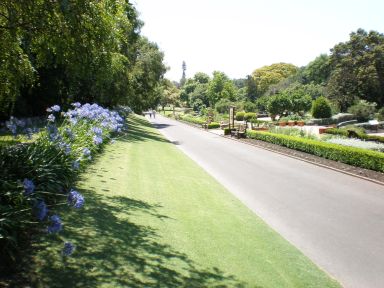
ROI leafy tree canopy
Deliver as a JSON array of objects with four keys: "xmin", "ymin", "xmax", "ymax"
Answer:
[
  {"xmin": 0, "ymin": 0, "xmax": 166, "ymax": 117},
  {"xmin": 327, "ymin": 29, "xmax": 384, "ymax": 111},
  {"xmin": 252, "ymin": 63, "xmax": 298, "ymax": 96},
  {"xmin": 302, "ymin": 54, "xmax": 331, "ymax": 85}
]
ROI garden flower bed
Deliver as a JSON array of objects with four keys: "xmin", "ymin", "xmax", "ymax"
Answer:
[{"xmin": 0, "ymin": 103, "xmax": 129, "ymax": 274}]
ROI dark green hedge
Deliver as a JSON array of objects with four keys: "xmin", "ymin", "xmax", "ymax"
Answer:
[
  {"xmin": 208, "ymin": 122, "xmax": 220, "ymax": 129},
  {"xmin": 246, "ymin": 130, "xmax": 384, "ymax": 172},
  {"xmin": 181, "ymin": 115, "xmax": 206, "ymax": 125}
]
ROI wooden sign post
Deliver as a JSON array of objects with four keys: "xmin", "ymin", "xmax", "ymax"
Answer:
[{"xmin": 229, "ymin": 106, "xmax": 235, "ymax": 130}]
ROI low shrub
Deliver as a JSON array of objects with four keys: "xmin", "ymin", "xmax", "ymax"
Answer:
[
  {"xmin": 347, "ymin": 100, "xmax": 377, "ymax": 122},
  {"xmin": 181, "ymin": 115, "xmax": 206, "ymax": 125},
  {"xmin": 307, "ymin": 113, "xmax": 356, "ymax": 126},
  {"xmin": 325, "ymin": 127, "xmax": 384, "ymax": 144},
  {"xmin": 325, "ymin": 137, "xmax": 384, "ymax": 152},
  {"xmin": 244, "ymin": 112, "xmax": 257, "ymax": 121},
  {"xmin": 246, "ymin": 130, "xmax": 384, "ymax": 172},
  {"xmin": 236, "ymin": 111, "xmax": 245, "ymax": 121},
  {"xmin": 332, "ymin": 113, "xmax": 356, "ymax": 123},
  {"xmin": 224, "ymin": 128, "xmax": 231, "ymax": 135},
  {"xmin": 250, "ymin": 119, "xmax": 270, "ymax": 125},
  {"xmin": 208, "ymin": 122, "xmax": 220, "ymax": 129}
]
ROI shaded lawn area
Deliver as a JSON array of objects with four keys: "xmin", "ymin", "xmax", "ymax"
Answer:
[{"xmin": 26, "ymin": 115, "xmax": 340, "ymax": 287}]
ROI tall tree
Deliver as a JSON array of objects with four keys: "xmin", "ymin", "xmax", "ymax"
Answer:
[
  {"xmin": 252, "ymin": 63, "xmax": 298, "ymax": 97},
  {"xmin": 0, "ymin": 0, "xmax": 166, "ymax": 118},
  {"xmin": 327, "ymin": 29, "xmax": 384, "ymax": 110},
  {"xmin": 207, "ymin": 71, "xmax": 236, "ymax": 106},
  {"xmin": 302, "ymin": 54, "xmax": 331, "ymax": 85},
  {"xmin": 245, "ymin": 75, "xmax": 258, "ymax": 101}
]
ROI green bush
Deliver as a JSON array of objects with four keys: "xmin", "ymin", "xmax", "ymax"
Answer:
[
  {"xmin": 307, "ymin": 113, "xmax": 356, "ymax": 126},
  {"xmin": 347, "ymin": 100, "xmax": 377, "ymax": 122},
  {"xmin": 332, "ymin": 113, "xmax": 356, "ymax": 123},
  {"xmin": 224, "ymin": 128, "xmax": 231, "ymax": 135},
  {"xmin": 246, "ymin": 130, "xmax": 384, "ymax": 172},
  {"xmin": 215, "ymin": 98, "xmax": 232, "ymax": 114},
  {"xmin": 243, "ymin": 101, "xmax": 257, "ymax": 112},
  {"xmin": 208, "ymin": 122, "xmax": 220, "ymax": 129},
  {"xmin": 244, "ymin": 112, "xmax": 257, "ymax": 121},
  {"xmin": 378, "ymin": 107, "xmax": 384, "ymax": 121},
  {"xmin": 181, "ymin": 115, "xmax": 206, "ymax": 125},
  {"xmin": 250, "ymin": 119, "xmax": 270, "ymax": 125},
  {"xmin": 235, "ymin": 111, "xmax": 245, "ymax": 121},
  {"xmin": 312, "ymin": 96, "xmax": 332, "ymax": 118}
]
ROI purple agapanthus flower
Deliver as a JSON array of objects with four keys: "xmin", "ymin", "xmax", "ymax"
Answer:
[
  {"xmin": 71, "ymin": 102, "xmax": 81, "ymax": 108},
  {"xmin": 72, "ymin": 160, "xmax": 80, "ymax": 170},
  {"xmin": 23, "ymin": 178, "xmax": 35, "ymax": 196},
  {"xmin": 93, "ymin": 135, "xmax": 103, "ymax": 145},
  {"xmin": 47, "ymin": 114, "xmax": 55, "ymax": 122},
  {"xmin": 47, "ymin": 215, "xmax": 62, "ymax": 233},
  {"xmin": 67, "ymin": 189, "xmax": 85, "ymax": 209},
  {"xmin": 51, "ymin": 105, "xmax": 61, "ymax": 112},
  {"xmin": 35, "ymin": 200, "xmax": 48, "ymax": 221},
  {"xmin": 83, "ymin": 148, "xmax": 91, "ymax": 156},
  {"xmin": 62, "ymin": 242, "xmax": 75, "ymax": 256},
  {"xmin": 92, "ymin": 127, "xmax": 103, "ymax": 136}
]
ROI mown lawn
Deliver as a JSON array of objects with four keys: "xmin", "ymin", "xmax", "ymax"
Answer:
[{"xmin": 27, "ymin": 115, "xmax": 340, "ymax": 287}]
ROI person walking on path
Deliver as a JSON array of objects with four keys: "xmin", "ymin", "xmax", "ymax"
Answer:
[{"xmin": 153, "ymin": 109, "xmax": 156, "ymax": 119}]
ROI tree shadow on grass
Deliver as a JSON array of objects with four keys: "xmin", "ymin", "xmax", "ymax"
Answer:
[
  {"xmin": 27, "ymin": 191, "xmax": 248, "ymax": 288},
  {"xmin": 117, "ymin": 116, "xmax": 170, "ymax": 144}
]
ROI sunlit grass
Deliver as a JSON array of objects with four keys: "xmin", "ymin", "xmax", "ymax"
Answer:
[{"xmin": 27, "ymin": 115, "xmax": 340, "ymax": 287}]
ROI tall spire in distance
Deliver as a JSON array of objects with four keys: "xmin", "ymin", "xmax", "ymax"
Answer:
[{"xmin": 180, "ymin": 61, "xmax": 186, "ymax": 87}]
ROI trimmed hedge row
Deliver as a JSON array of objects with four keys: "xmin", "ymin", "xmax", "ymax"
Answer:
[
  {"xmin": 181, "ymin": 115, "xmax": 206, "ymax": 125},
  {"xmin": 181, "ymin": 116, "xmax": 220, "ymax": 129},
  {"xmin": 325, "ymin": 128, "xmax": 384, "ymax": 144},
  {"xmin": 246, "ymin": 130, "xmax": 384, "ymax": 172},
  {"xmin": 208, "ymin": 122, "xmax": 220, "ymax": 129}
]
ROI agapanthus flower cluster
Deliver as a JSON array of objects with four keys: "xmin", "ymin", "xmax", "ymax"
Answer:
[
  {"xmin": 83, "ymin": 148, "xmax": 91, "ymax": 156},
  {"xmin": 47, "ymin": 215, "xmax": 63, "ymax": 233},
  {"xmin": 62, "ymin": 242, "xmax": 75, "ymax": 256},
  {"xmin": 15, "ymin": 102, "xmax": 125, "ymax": 260},
  {"xmin": 6, "ymin": 116, "xmax": 24, "ymax": 136},
  {"xmin": 47, "ymin": 114, "xmax": 56, "ymax": 122},
  {"xmin": 23, "ymin": 178, "xmax": 35, "ymax": 196},
  {"xmin": 47, "ymin": 105, "xmax": 61, "ymax": 113},
  {"xmin": 93, "ymin": 135, "xmax": 103, "ymax": 145},
  {"xmin": 64, "ymin": 103, "xmax": 124, "ymax": 134},
  {"xmin": 72, "ymin": 160, "xmax": 80, "ymax": 170},
  {"xmin": 67, "ymin": 189, "xmax": 85, "ymax": 209},
  {"xmin": 35, "ymin": 200, "xmax": 48, "ymax": 221},
  {"xmin": 5, "ymin": 116, "xmax": 41, "ymax": 139}
]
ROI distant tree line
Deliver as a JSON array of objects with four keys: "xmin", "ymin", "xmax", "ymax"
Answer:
[
  {"xmin": 0, "ymin": 0, "xmax": 166, "ymax": 119},
  {"xmin": 160, "ymin": 29, "xmax": 384, "ymax": 120}
]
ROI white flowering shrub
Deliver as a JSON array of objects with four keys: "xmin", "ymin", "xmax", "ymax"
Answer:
[{"xmin": 325, "ymin": 137, "xmax": 384, "ymax": 152}]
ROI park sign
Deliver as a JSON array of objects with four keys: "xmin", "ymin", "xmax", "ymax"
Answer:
[{"xmin": 229, "ymin": 106, "xmax": 235, "ymax": 130}]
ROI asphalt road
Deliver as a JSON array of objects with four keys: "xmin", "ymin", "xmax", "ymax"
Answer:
[{"xmin": 147, "ymin": 114, "xmax": 384, "ymax": 288}]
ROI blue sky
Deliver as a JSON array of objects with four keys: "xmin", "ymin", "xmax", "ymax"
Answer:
[{"xmin": 134, "ymin": 0, "xmax": 384, "ymax": 81}]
